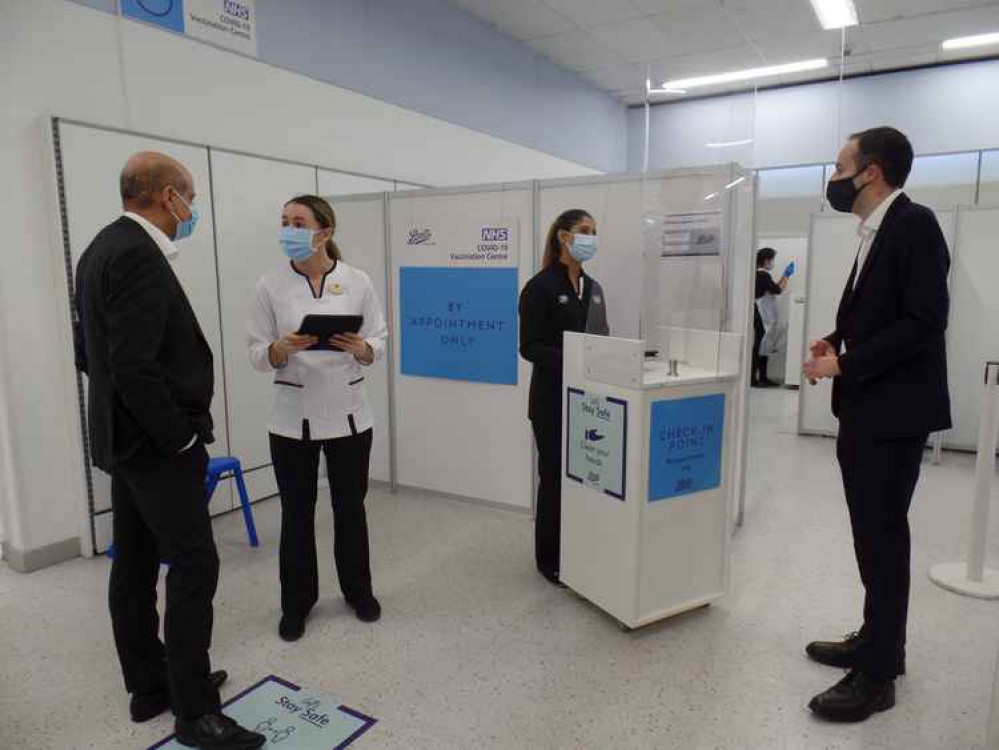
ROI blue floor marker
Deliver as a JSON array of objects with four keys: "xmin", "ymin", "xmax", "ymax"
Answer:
[{"xmin": 149, "ymin": 676, "xmax": 376, "ymax": 749}]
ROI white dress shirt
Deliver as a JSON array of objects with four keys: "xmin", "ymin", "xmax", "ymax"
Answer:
[
  {"xmin": 247, "ymin": 260, "xmax": 388, "ymax": 442},
  {"xmin": 122, "ymin": 212, "xmax": 180, "ymax": 262},
  {"xmin": 121, "ymin": 212, "xmax": 198, "ymax": 452},
  {"xmin": 853, "ymin": 189, "xmax": 903, "ymax": 289}
]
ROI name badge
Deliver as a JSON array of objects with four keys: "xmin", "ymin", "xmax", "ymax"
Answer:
[
  {"xmin": 557, "ymin": 294, "xmax": 569, "ymax": 305},
  {"xmin": 329, "ymin": 283, "xmax": 344, "ymax": 296},
  {"xmin": 593, "ymin": 295, "xmax": 603, "ymax": 305}
]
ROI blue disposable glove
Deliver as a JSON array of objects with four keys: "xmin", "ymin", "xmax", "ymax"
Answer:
[{"xmin": 783, "ymin": 261, "xmax": 796, "ymax": 278}]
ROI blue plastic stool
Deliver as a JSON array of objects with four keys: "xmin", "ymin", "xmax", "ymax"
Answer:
[{"xmin": 107, "ymin": 455, "xmax": 259, "ymax": 558}]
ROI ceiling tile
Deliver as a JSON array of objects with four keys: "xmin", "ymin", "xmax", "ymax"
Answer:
[
  {"xmin": 749, "ymin": 30, "xmax": 859, "ymax": 61},
  {"xmin": 648, "ymin": 47, "xmax": 764, "ymax": 85},
  {"xmin": 649, "ymin": 4, "xmax": 748, "ymax": 56},
  {"xmin": 868, "ymin": 49, "xmax": 941, "ymax": 71},
  {"xmin": 857, "ymin": 0, "xmax": 994, "ymax": 25},
  {"xmin": 856, "ymin": 6, "xmax": 999, "ymax": 52},
  {"xmin": 629, "ymin": 0, "xmax": 706, "ymax": 14},
  {"xmin": 722, "ymin": 0, "xmax": 821, "ymax": 43},
  {"xmin": 527, "ymin": 29, "xmax": 627, "ymax": 70},
  {"xmin": 590, "ymin": 17, "xmax": 673, "ymax": 62},
  {"xmin": 579, "ymin": 64, "xmax": 649, "ymax": 92},
  {"xmin": 447, "ymin": 0, "xmax": 573, "ymax": 41},
  {"xmin": 540, "ymin": 0, "xmax": 647, "ymax": 28}
]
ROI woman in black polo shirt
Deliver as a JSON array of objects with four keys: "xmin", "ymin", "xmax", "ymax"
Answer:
[{"xmin": 518, "ymin": 209, "xmax": 609, "ymax": 585}]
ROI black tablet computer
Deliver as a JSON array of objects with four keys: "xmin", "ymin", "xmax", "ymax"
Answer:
[{"xmin": 297, "ymin": 314, "xmax": 363, "ymax": 351}]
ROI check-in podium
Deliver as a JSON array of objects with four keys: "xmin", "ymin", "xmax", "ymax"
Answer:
[{"xmin": 557, "ymin": 165, "xmax": 752, "ymax": 629}]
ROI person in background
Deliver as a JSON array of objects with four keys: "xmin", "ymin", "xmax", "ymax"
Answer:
[
  {"xmin": 803, "ymin": 127, "xmax": 951, "ymax": 722},
  {"xmin": 519, "ymin": 209, "xmax": 609, "ymax": 586},
  {"xmin": 75, "ymin": 152, "xmax": 264, "ymax": 750},
  {"xmin": 247, "ymin": 195, "xmax": 388, "ymax": 642},
  {"xmin": 753, "ymin": 247, "xmax": 794, "ymax": 388}
]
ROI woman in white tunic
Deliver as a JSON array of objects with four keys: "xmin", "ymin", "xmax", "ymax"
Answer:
[{"xmin": 247, "ymin": 195, "xmax": 388, "ymax": 642}]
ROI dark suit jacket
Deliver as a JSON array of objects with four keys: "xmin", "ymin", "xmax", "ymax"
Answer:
[
  {"xmin": 75, "ymin": 216, "xmax": 214, "ymax": 471},
  {"xmin": 825, "ymin": 193, "xmax": 951, "ymax": 439},
  {"xmin": 519, "ymin": 261, "xmax": 609, "ymax": 423}
]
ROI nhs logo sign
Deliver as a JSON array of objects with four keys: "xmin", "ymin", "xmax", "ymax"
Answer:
[{"xmin": 481, "ymin": 227, "xmax": 510, "ymax": 242}]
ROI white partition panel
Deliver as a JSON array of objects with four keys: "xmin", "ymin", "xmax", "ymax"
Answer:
[
  {"xmin": 323, "ymin": 193, "xmax": 392, "ymax": 483},
  {"xmin": 58, "ymin": 123, "xmax": 233, "ymax": 543},
  {"xmin": 318, "ymin": 169, "xmax": 394, "ymax": 197},
  {"xmin": 801, "ymin": 209, "xmax": 956, "ymax": 437},
  {"xmin": 388, "ymin": 186, "xmax": 534, "ymax": 509},
  {"xmin": 945, "ymin": 206, "xmax": 999, "ymax": 451},
  {"xmin": 800, "ymin": 214, "xmax": 862, "ymax": 437},
  {"xmin": 211, "ymin": 150, "xmax": 316, "ymax": 502}
]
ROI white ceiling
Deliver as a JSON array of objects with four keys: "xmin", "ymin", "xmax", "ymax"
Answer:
[{"xmin": 448, "ymin": 0, "xmax": 999, "ymax": 104}]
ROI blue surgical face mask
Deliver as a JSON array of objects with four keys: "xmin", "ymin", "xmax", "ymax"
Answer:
[
  {"xmin": 169, "ymin": 188, "xmax": 199, "ymax": 241},
  {"xmin": 569, "ymin": 233, "xmax": 598, "ymax": 263},
  {"xmin": 280, "ymin": 226, "xmax": 317, "ymax": 261}
]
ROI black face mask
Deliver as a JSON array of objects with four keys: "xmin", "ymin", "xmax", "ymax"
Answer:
[{"xmin": 826, "ymin": 166, "xmax": 871, "ymax": 213}]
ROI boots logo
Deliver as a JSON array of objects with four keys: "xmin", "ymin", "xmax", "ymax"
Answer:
[{"xmin": 406, "ymin": 228, "xmax": 435, "ymax": 246}]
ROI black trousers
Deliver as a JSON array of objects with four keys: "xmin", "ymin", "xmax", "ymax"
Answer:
[
  {"xmin": 270, "ymin": 427, "xmax": 374, "ymax": 618},
  {"xmin": 753, "ymin": 309, "xmax": 768, "ymax": 383},
  {"xmin": 109, "ymin": 441, "xmax": 220, "ymax": 720},
  {"xmin": 532, "ymin": 411, "xmax": 561, "ymax": 578},
  {"xmin": 836, "ymin": 426, "xmax": 927, "ymax": 680}
]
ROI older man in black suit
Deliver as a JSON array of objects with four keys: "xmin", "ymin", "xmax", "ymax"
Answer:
[
  {"xmin": 803, "ymin": 127, "xmax": 951, "ymax": 722},
  {"xmin": 75, "ymin": 152, "xmax": 264, "ymax": 750}
]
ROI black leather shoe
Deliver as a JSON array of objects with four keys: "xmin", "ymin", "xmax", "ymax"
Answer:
[
  {"xmin": 130, "ymin": 670, "xmax": 229, "ymax": 723},
  {"xmin": 809, "ymin": 669, "xmax": 895, "ymax": 722},
  {"xmin": 175, "ymin": 713, "xmax": 266, "ymax": 750},
  {"xmin": 806, "ymin": 632, "xmax": 905, "ymax": 675},
  {"xmin": 279, "ymin": 615, "xmax": 306, "ymax": 642},
  {"xmin": 348, "ymin": 595, "xmax": 382, "ymax": 623}
]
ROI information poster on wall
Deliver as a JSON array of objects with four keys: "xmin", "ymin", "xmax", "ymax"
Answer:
[
  {"xmin": 649, "ymin": 394, "xmax": 725, "ymax": 502},
  {"xmin": 566, "ymin": 389, "xmax": 627, "ymax": 500},
  {"xmin": 122, "ymin": 0, "xmax": 258, "ymax": 57},
  {"xmin": 398, "ymin": 215, "xmax": 520, "ymax": 384},
  {"xmin": 151, "ymin": 675, "xmax": 375, "ymax": 749},
  {"xmin": 400, "ymin": 267, "xmax": 518, "ymax": 385},
  {"xmin": 643, "ymin": 211, "xmax": 722, "ymax": 257}
]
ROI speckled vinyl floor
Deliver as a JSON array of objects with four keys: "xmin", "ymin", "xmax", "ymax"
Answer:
[{"xmin": 1, "ymin": 388, "xmax": 997, "ymax": 749}]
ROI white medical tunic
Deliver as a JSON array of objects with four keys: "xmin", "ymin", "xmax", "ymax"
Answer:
[{"xmin": 247, "ymin": 260, "xmax": 388, "ymax": 441}]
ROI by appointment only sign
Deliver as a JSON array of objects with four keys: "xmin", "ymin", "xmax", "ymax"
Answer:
[{"xmin": 399, "ymin": 218, "xmax": 520, "ymax": 385}]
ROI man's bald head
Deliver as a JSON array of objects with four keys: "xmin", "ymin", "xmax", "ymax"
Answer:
[{"xmin": 120, "ymin": 152, "xmax": 193, "ymax": 210}]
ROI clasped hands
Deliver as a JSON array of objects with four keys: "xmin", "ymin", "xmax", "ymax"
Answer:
[{"xmin": 803, "ymin": 339, "xmax": 841, "ymax": 386}]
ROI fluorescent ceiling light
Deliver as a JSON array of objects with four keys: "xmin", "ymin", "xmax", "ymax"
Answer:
[
  {"xmin": 706, "ymin": 139, "xmax": 754, "ymax": 149},
  {"xmin": 662, "ymin": 58, "xmax": 828, "ymax": 90},
  {"xmin": 725, "ymin": 177, "xmax": 747, "ymax": 190},
  {"xmin": 809, "ymin": 0, "xmax": 858, "ymax": 30},
  {"xmin": 942, "ymin": 31, "xmax": 999, "ymax": 51}
]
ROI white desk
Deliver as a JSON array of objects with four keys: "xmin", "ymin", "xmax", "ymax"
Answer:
[{"xmin": 560, "ymin": 331, "xmax": 742, "ymax": 629}]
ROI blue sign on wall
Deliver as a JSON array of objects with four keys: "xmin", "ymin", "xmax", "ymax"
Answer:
[
  {"xmin": 400, "ymin": 267, "xmax": 518, "ymax": 385},
  {"xmin": 122, "ymin": 0, "xmax": 186, "ymax": 33},
  {"xmin": 649, "ymin": 394, "xmax": 725, "ymax": 502}
]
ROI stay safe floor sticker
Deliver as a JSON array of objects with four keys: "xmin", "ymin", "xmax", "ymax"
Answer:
[{"xmin": 149, "ymin": 675, "xmax": 376, "ymax": 750}]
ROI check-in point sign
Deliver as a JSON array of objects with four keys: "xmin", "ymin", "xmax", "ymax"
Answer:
[
  {"xmin": 649, "ymin": 394, "xmax": 725, "ymax": 502},
  {"xmin": 566, "ymin": 389, "xmax": 628, "ymax": 500}
]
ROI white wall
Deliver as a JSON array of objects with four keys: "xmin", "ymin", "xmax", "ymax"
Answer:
[
  {"xmin": 0, "ymin": 0, "xmax": 598, "ymax": 565},
  {"xmin": 627, "ymin": 59, "xmax": 999, "ymax": 172}
]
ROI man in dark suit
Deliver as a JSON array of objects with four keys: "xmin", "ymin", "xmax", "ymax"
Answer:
[
  {"xmin": 75, "ymin": 152, "xmax": 264, "ymax": 750},
  {"xmin": 803, "ymin": 128, "xmax": 951, "ymax": 722}
]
